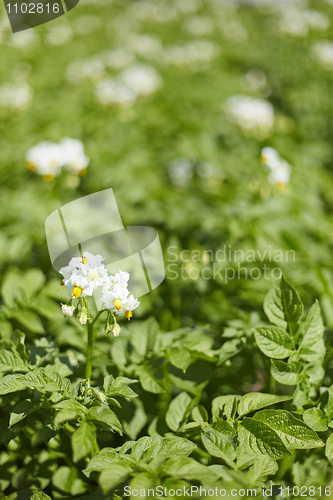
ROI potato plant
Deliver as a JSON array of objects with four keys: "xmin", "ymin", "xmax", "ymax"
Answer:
[{"xmin": 0, "ymin": 276, "xmax": 333, "ymax": 498}]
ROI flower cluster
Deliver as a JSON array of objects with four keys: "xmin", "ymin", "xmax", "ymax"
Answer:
[
  {"xmin": 95, "ymin": 63, "xmax": 162, "ymax": 108},
  {"xmin": 25, "ymin": 138, "xmax": 89, "ymax": 180},
  {"xmin": 224, "ymin": 95, "xmax": 274, "ymax": 133},
  {"xmin": 59, "ymin": 252, "xmax": 140, "ymax": 336},
  {"xmin": 260, "ymin": 147, "xmax": 291, "ymax": 188}
]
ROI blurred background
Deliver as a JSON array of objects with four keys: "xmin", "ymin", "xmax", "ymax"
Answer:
[{"xmin": 1, "ymin": 0, "xmax": 333, "ymax": 336}]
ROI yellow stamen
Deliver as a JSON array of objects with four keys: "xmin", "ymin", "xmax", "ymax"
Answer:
[
  {"xmin": 125, "ymin": 310, "xmax": 133, "ymax": 320},
  {"xmin": 26, "ymin": 160, "xmax": 37, "ymax": 171},
  {"xmin": 79, "ymin": 168, "xmax": 88, "ymax": 177},
  {"xmin": 43, "ymin": 175, "xmax": 55, "ymax": 182},
  {"xmin": 71, "ymin": 285, "xmax": 83, "ymax": 299},
  {"xmin": 82, "ymin": 256, "xmax": 89, "ymax": 264},
  {"xmin": 113, "ymin": 299, "xmax": 122, "ymax": 311},
  {"xmin": 260, "ymin": 155, "xmax": 267, "ymax": 164},
  {"xmin": 276, "ymin": 182, "xmax": 286, "ymax": 190}
]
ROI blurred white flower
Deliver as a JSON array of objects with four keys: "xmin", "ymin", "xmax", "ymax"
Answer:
[
  {"xmin": 101, "ymin": 49, "xmax": 135, "ymax": 70},
  {"xmin": 169, "ymin": 159, "xmax": 193, "ymax": 186},
  {"xmin": 60, "ymin": 138, "xmax": 90, "ymax": 174},
  {"xmin": 260, "ymin": 147, "xmax": 281, "ymax": 170},
  {"xmin": 95, "ymin": 79, "xmax": 135, "ymax": 108},
  {"xmin": 127, "ymin": 34, "xmax": 162, "ymax": 59},
  {"xmin": 66, "ymin": 57, "xmax": 105, "ymax": 84},
  {"xmin": 26, "ymin": 138, "xmax": 90, "ymax": 178},
  {"xmin": 224, "ymin": 95, "xmax": 274, "ymax": 133},
  {"xmin": 46, "ymin": 25, "xmax": 73, "ymax": 46},
  {"xmin": 25, "ymin": 141, "xmax": 64, "ymax": 180},
  {"xmin": 260, "ymin": 147, "xmax": 291, "ymax": 187},
  {"xmin": 9, "ymin": 30, "xmax": 40, "ymax": 49},
  {"xmin": 277, "ymin": 8, "xmax": 329, "ymax": 37},
  {"xmin": 0, "ymin": 83, "xmax": 33, "ymax": 111},
  {"xmin": 121, "ymin": 63, "xmax": 162, "ymax": 97},
  {"xmin": 268, "ymin": 161, "xmax": 291, "ymax": 188},
  {"xmin": 312, "ymin": 41, "xmax": 333, "ymax": 70},
  {"xmin": 183, "ymin": 16, "xmax": 215, "ymax": 36},
  {"xmin": 175, "ymin": 0, "xmax": 201, "ymax": 14},
  {"xmin": 164, "ymin": 40, "xmax": 218, "ymax": 70}
]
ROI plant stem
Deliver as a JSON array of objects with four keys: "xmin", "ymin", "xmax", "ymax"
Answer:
[{"xmin": 86, "ymin": 320, "xmax": 94, "ymax": 380}]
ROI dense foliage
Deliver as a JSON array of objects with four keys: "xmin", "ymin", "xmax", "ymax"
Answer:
[{"xmin": 2, "ymin": 0, "xmax": 333, "ymax": 497}]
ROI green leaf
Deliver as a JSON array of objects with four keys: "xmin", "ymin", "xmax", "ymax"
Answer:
[
  {"xmin": 300, "ymin": 302, "xmax": 325, "ymax": 361},
  {"xmin": 253, "ymin": 410, "xmax": 324, "ymax": 449},
  {"xmin": 136, "ymin": 366, "xmax": 166, "ymax": 394},
  {"xmin": 130, "ymin": 317, "xmax": 159, "ymax": 357},
  {"xmin": 325, "ymin": 434, "xmax": 333, "ymax": 465},
  {"xmin": 0, "ymin": 350, "xmax": 28, "ymax": 372},
  {"xmin": 1, "ymin": 273, "xmax": 24, "ymax": 307},
  {"xmin": 161, "ymin": 456, "xmax": 218, "ymax": 480},
  {"xmin": 99, "ymin": 463, "xmax": 134, "ymax": 493},
  {"xmin": 14, "ymin": 309, "xmax": 45, "ymax": 334},
  {"xmin": 166, "ymin": 391, "xmax": 192, "ymax": 431},
  {"xmin": 192, "ymin": 405, "xmax": 208, "ymax": 424},
  {"xmin": 83, "ymin": 448, "xmax": 117, "ymax": 477},
  {"xmin": 9, "ymin": 399, "xmax": 37, "ymax": 426},
  {"xmin": 238, "ymin": 393, "xmax": 292, "ymax": 418},
  {"xmin": 168, "ymin": 346, "xmax": 191, "ymax": 372},
  {"xmin": 264, "ymin": 277, "xmax": 303, "ymax": 335},
  {"xmin": 103, "ymin": 375, "xmax": 138, "ymax": 398},
  {"xmin": 303, "ymin": 408, "xmax": 329, "ymax": 432},
  {"xmin": 71, "ymin": 420, "xmax": 96, "ymax": 462},
  {"xmin": 52, "ymin": 465, "xmax": 86, "ymax": 496},
  {"xmin": 271, "ymin": 360, "xmax": 302, "ymax": 385},
  {"xmin": 211, "ymin": 395, "xmax": 240, "ymax": 420},
  {"xmin": 202, "ymin": 429, "xmax": 236, "ymax": 468},
  {"xmin": 246, "ymin": 456, "xmax": 278, "ymax": 485},
  {"xmin": 87, "ymin": 406, "xmax": 122, "ymax": 434},
  {"xmin": 23, "ymin": 269, "xmax": 46, "ymax": 298},
  {"xmin": 241, "ymin": 417, "xmax": 290, "ymax": 459},
  {"xmin": 123, "ymin": 398, "xmax": 147, "ymax": 440},
  {"xmin": 254, "ymin": 327, "xmax": 294, "ymax": 359},
  {"xmin": 211, "ymin": 419, "xmax": 236, "ymax": 435},
  {"xmin": 0, "ymin": 374, "xmax": 26, "ymax": 394}
]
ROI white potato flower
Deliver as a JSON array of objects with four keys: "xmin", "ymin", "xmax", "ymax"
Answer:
[
  {"xmin": 224, "ymin": 95, "xmax": 274, "ymax": 133},
  {"xmin": 60, "ymin": 138, "xmax": 90, "ymax": 174},
  {"xmin": 102, "ymin": 270, "xmax": 139, "ymax": 318},
  {"xmin": 25, "ymin": 141, "xmax": 64, "ymax": 180},
  {"xmin": 26, "ymin": 138, "xmax": 89, "ymax": 179},
  {"xmin": 260, "ymin": 147, "xmax": 291, "ymax": 187}
]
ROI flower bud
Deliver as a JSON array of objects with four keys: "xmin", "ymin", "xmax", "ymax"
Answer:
[
  {"xmin": 112, "ymin": 323, "xmax": 121, "ymax": 337},
  {"xmin": 62, "ymin": 304, "xmax": 75, "ymax": 317}
]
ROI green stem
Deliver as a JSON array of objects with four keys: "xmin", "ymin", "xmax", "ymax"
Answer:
[{"xmin": 86, "ymin": 320, "xmax": 94, "ymax": 380}]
